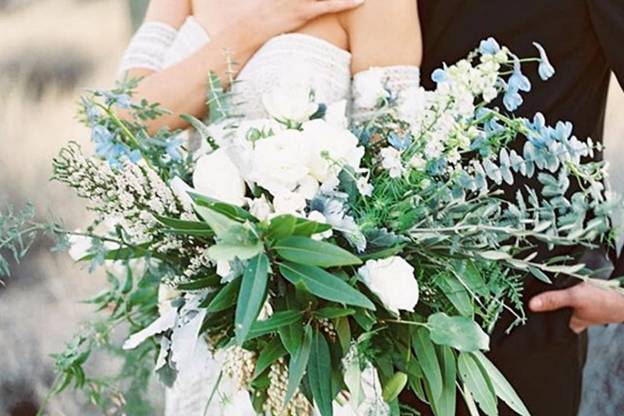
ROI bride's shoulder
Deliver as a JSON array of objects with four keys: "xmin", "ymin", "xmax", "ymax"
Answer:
[{"xmin": 339, "ymin": 0, "xmax": 422, "ymax": 73}]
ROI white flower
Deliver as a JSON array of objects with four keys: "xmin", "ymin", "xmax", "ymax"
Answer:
[
  {"xmin": 158, "ymin": 283, "xmax": 180, "ymax": 314},
  {"xmin": 262, "ymin": 82, "xmax": 318, "ymax": 124},
  {"xmin": 358, "ymin": 257, "xmax": 419, "ymax": 314},
  {"xmin": 273, "ymin": 191, "xmax": 308, "ymax": 216},
  {"xmin": 193, "ymin": 149, "xmax": 247, "ymax": 206},
  {"xmin": 325, "ymin": 100, "xmax": 349, "ymax": 129},
  {"xmin": 248, "ymin": 195, "xmax": 273, "ymax": 221},
  {"xmin": 308, "ymin": 211, "xmax": 333, "ymax": 240},
  {"xmin": 356, "ymin": 177, "xmax": 374, "ymax": 197},
  {"xmin": 409, "ymin": 155, "xmax": 426, "ymax": 170},
  {"xmin": 296, "ymin": 175, "xmax": 321, "ymax": 200},
  {"xmin": 397, "ymin": 87, "xmax": 427, "ymax": 126},
  {"xmin": 380, "ymin": 147, "xmax": 405, "ymax": 178},
  {"xmin": 68, "ymin": 233, "xmax": 92, "ymax": 261},
  {"xmin": 247, "ymin": 130, "xmax": 310, "ymax": 196},
  {"xmin": 216, "ymin": 260, "xmax": 232, "ymax": 279},
  {"xmin": 354, "ymin": 67, "xmax": 389, "ymax": 108},
  {"xmin": 302, "ymin": 119, "xmax": 364, "ymax": 184}
]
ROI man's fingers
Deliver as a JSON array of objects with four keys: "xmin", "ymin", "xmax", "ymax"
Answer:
[
  {"xmin": 305, "ymin": 0, "xmax": 365, "ymax": 18},
  {"xmin": 529, "ymin": 288, "xmax": 576, "ymax": 312}
]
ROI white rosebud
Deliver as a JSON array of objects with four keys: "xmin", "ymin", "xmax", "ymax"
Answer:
[
  {"xmin": 358, "ymin": 257, "xmax": 419, "ymax": 314},
  {"xmin": 262, "ymin": 82, "xmax": 318, "ymax": 124},
  {"xmin": 193, "ymin": 148, "xmax": 247, "ymax": 207},
  {"xmin": 354, "ymin": 67, "xmax": 389, "ymax": 109},
  {"xmin": 248, "ymin": 195, "xmax": 273, "ymax": 222}
]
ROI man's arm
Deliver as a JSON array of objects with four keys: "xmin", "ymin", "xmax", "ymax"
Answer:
[{"xmin": 588, "ymin": 0, "xmax": 624, "ymax": 87}]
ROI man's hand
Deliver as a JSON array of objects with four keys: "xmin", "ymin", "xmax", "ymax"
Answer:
[{"xmin": 529, "ymin": 281, "xmax": 624, "ymax": 334}]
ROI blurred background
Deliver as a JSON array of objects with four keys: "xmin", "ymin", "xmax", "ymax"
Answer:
[{"xmin": 0, "ymin": 0, "xmax": 622, "ymax": 415}]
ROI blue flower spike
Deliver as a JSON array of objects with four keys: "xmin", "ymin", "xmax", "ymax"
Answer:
[
  {"xmin": 479, "ymin": 37, "xmax": 501, "ymax": 55},
  {"xmin": 533, "ymin": 42, "xmax": 556, "ymax": 81}
]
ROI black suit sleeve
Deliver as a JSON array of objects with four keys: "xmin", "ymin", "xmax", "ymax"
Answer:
[{"xmin": 588, "ymin": 0, "xmax": 624, "ymax": 87}]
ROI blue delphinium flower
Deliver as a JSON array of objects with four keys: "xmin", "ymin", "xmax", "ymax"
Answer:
[
  {"xmin": 503, "ymin": 58, "xmax": 530, "ymax": 111},
  {"xmin": 388, "ymin": 132, "xmax": 412, "ymax": 151},
  {"xmin": 479, "ymin": 37, "xmax": 501, "ymax": 55},
  {"xmin": 92, "ymin": 125, "xmax": 115, "ymax": 158},
  {"xmin": 431, "ymin": 65, "xmax": 449, "ymax": 84},
  {"xmin": 533, "ymin": 42, "xmax": 556, "ymax": 81}
]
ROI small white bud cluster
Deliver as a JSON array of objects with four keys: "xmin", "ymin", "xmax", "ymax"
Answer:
[
  {"xmin": 318, "ymin": 319, "xmax": 337, "ymax": 342},
  {"xmin": 265, "ymin": 358, "xmax": 312, "ymax": 416},
  {"xmin": 222, "ymin": 346, "xmax": 256, "ymax": 390}
]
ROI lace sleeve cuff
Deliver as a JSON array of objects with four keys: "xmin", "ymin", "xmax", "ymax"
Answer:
[
  {"xmin": 118, "ymin": 21, "xmax": 178, "ymax": 75},
  {"xmin": 163, "ymin": 17, "xmax": 211, "ymax": 68},
  {"xmin": 351, "ymin": 65, "xmax": 421, "ymax": 124}
]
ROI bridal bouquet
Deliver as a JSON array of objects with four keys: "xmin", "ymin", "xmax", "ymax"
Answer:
[{"xmin": 2, "ymin": 39, "xmax": 620, "ymax": 416}]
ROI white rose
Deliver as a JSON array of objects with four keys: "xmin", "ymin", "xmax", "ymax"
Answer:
[
  {"xmin": 353, "ymin": 67, "xmax": 389, "ymax": 109},
  {"xmin": 358, "ymin": 257, "xmax": 419, "ymax": 314},
  {"xmin": 193, "ymin": 148, "xmax": 247, "ymax": 207},
  {"xmin": 325, "ymin": 100, "xmax": 349, "ymax": 129},
  {"xmin": 247, "ymin": 130, "xmax": 310, "ymax": 196},
  {"xmin": 262, "ymin": 82, "xmax": 318, "ymax": 124},
  {"xmin": 302, "ymin": 119, "xmax": 364, "ymax": 184},
  {"xmin": 272, "ymin": 191, "xmax": 308, "ymax": 216}
]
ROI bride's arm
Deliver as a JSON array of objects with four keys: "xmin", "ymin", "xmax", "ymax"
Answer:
[
  {"xmin": 119, "ymin": 0, "xmax": 366, "ymax": 134},
  {"xmin": 341, "ymin": 0, "xmax": 422, "ymax": 74}
]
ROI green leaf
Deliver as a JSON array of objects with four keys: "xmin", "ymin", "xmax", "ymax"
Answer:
[
  {"xmin": 292, "ymin": 218, "xmax": 333, "ymax": 237},
  {"xmin": 274, "ymin": 236, "xmax": 362, "ymax": 268},
  {"xmin": 191, "ymin": 192, "xmax": 257, "ymax": 223},
  {"xmin": 473, "ymin": 352, "xmax": 530, "ymax": 416},
  {"xmin": 235, "ymin": 254, "xmax": 270, "ymax": 345},
  {"xmin": 431, "ymin": 346, "xmax": 457, "ymax": 416},
  {"xmin": 412, "ymin": 327, "xmax": 443, "ymax": 401},
  {"xmin": 428, "ymin": 313, "xmax": 490, "ymax": 352},
  {"xmin": 528, "ymin": 266, "xmax": 552, "ymax": 284},
  {"xmin": 205, "ymin": 278, "xmax": 241, "ymax": 312},
  {"xmin": 435, "ymin": 274, "xmax": 474, "ymax": 317},
  {"xmin": 267, "ymin": 215, "xmax": 297, "ymax": 241},
  {"xmin": 382, "ymin": 372, "xmax": 408, "ymax": 403},
  {"xmin": 154, "ymin": 215, "xmax": 214, "ymax": 237},
  {"xmin": 207, "ymin": 241, "xmax": 264, "ymax": 262},
  {"xmin": 458, "ymin": 353, "xmax": 498, "ymax": 416},
  {"xmin": 279, "ymin": 321, "xmax": 304, "ymax": 356},
  {"xmin": 177, "ymin": 274, "xmax": 220, "ymax": 291},
  {"xmin": 308, "ymin": 330, "xmax": 333, "ymax": 416},
  {"xmin": 254, "ymin": 337, "xmax": 287, "ymax": 378},
  {"xmin": 194, "ymin": 204, "xmax": 244, "ymax": 238},
  {"xmin": 313, "ymin": 307, "xmax": 355, "ymax": 320},
  {"xmin": 335, "ymin": 317, "xmax": 351, "ymax": 353},
  {"xmin": 279, "ymin": 262, "xmax": 374, "ymax": 310},
  {"xmin": 248, "ymin": 310, "xmax": 303, "ymax": 339},
  {"xmin": 285, "ymin": 325, "xmax": 313, "ymax": 404}
]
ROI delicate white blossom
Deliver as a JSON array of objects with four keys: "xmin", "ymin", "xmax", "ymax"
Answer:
[{"xmin": 358, "ymin": 257, "xmax": 419, "ymax": 314}]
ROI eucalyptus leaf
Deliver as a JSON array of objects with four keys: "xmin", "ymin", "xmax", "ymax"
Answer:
[{"xmin": 428, "ymin": 313, "xmax": 490, "ymax": 352}]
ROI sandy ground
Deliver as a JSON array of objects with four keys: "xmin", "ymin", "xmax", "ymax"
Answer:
[{"xmin": 0, "ymin": 0, "xmax": 622, "ymax": 414}]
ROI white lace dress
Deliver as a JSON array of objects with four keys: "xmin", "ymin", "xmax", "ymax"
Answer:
[{"xmin": 121, "ymin": 17, "xmax": 420, "ymax": 416}]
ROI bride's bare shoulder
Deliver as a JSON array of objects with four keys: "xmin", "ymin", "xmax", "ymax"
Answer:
[{"xmin": 340, "ymin": 0, "xmax": 422, "ymax": 73}]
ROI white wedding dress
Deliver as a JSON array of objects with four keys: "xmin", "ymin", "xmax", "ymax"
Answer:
[{"xmin": 121, "ymin": 16, "xmax": 420, "ymax": 416}]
